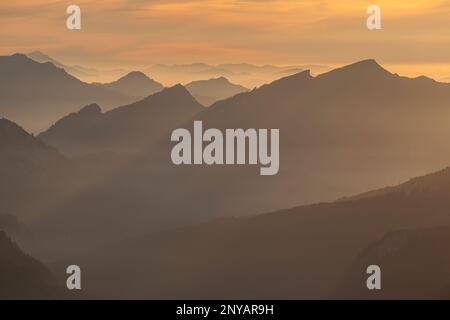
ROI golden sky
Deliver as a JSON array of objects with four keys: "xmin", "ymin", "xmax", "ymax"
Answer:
[{"xmin": 2, "ymin": 0, "xmax": 450, "ymax": 79}]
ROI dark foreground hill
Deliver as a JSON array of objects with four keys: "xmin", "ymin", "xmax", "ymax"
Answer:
[
  {"xmin": 337, "ymin": 226, "xmax": 450, "ymax": 299},
  {"xmin": 81, "ymin": 167, "xmax": 450, "ymax": 299},
  {"xmin": 0, "ymin": 231, "xmax": 65, "ymax": 299}
]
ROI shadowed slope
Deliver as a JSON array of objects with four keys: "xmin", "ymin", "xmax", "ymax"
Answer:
[
  {"xmin": 0, "ymin": 54, "xmax": 134, "ymax": 132},
  {"xmin": 39, "ymin": 85, "xmax": 204, "ymax": 155},
  {"xmin": 84, "ymin": 166, "xmax": 450, "ymax": 299},
  {"xmin": 0, "ymin": 231, "xmax": 65, "ymax": 299}
]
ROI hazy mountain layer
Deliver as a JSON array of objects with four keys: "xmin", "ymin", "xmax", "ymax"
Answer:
[
  {"xmin": 186, "ymin": 77, "xmax": 249, "ymax": 106},
  {"xmin": 146, "ymin": 62, "xmax": 330, "ymax": 88},
  {"xmin": 27, "ymin": 60, "xmax": 450, "ymax": 259},
  {"xmin": 39, "ymin": 85, "xmax": 204, "ymax": 155},
  {"xmin": 0, "ymin": 231, "xmax": 65, "ymax": 299},
  {"xmin": 82, "ymin": 167, "xmax": 450, "ymax": 299},
  {"xmin": 26, "ymin": 51, "xmax": 99, "ymax": 80},
  {"xmin": 0, "ymin": 54, "xmax": 135, "ymax": 132},
  {"xmin": 93, "ymin": 71, "xmax": 164, "ymax": 99}
]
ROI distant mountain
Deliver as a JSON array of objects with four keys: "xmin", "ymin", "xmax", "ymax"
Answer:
[
  {"xmin": 0, "ymin": 231, "xmax": 64, "ymax": 299},
  {"xmin": 0, "ymin": 54, "xmax": 134, "ymax": 132},
  {"xmin": 85, "ymin": 166, "xmax": 450, "ymax": 299},
  {"xmin": 39, "ymin": 85, "xmax": 204, "ymax": 155},
  {"xmin": 26, "ymin": 51, "xmax": 98, "ymax": 79},
  {"xmin": 94, "ymin": 71, "xmax": 164, "ymax": 99},
  {"xmin": 146, "ymin": 62, "xmax": 328, "ymax": 88},
  {"xmin": 26, "ymin": 51, "xmax": 130, "ymax": 83},
  {"xmin": 185, "ymin": 77, "xmax": 249, "ymax": 106},
  {"xmin": 148, "ymin": 63, "xmax": 231, "ymax": 76},
  {"xmin": 217, "ymin": 63, "xmax": 298, "ymax": 74},
  {"xmin": 272, "ymin": 67, "xmax": 304, "ymax": 77}
]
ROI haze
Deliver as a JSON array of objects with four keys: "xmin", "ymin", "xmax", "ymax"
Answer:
[{"xmin": 2, "ymin": 0, "xmax": 450, "ymax": 82}]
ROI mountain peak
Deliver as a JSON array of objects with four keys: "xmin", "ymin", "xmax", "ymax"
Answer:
[
  {"xmin": 8, "ymin": 53, "xmax": 32, "ymax": 62},
  {"xmin": 119, "ymin": 71, "xmax": 150, "ymax": 81},
  {"xmin": 79, "ymin": 103, "xmax": 102, "ymax": 115},
  {"xmin": 348, "ymin": 59, "xmax": 387, "ymax": 71},
  {"xmin": 214, "ymin": 76, "xmax": 229, "ymax": 82},
  {"xmin": 0, "ymin": 118, "xmax": 28, "ymax": 135},
  {"xmin": 320, "ymin": 59, "xmax": 391, "ymax": 79},
  {"xmin": 0, "ymin": 118, "xmax": 41, "ymax": 149},
  {"xmin": 99, "ymin": 71, "xmax": 164, "ymax": 98},
  {"xmin": 160, "ymin": 83, "xmax": 191, "ymax": 97},
  {"xmin": 1, "ymin": 53, "xmax": 66, "ymax": 74},
  {"xmin": 27, "ymin": 51, "xmax": 51, "ymax": 60}
]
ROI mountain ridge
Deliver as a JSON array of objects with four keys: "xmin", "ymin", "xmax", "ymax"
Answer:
[
  {"xmin": 185, "ymin": 76, "xmax": 249, "ymax": 106},
  {"xmin": 0, "ymin": 54, "xmax": 135, "ymax": 133},
  {"xmin": 94, "ymin": 71, "xmax": 164, "ymax": 98},
  {"xmin": 39, "ymin": 85, "xmax": 204, "ymax": 154}
]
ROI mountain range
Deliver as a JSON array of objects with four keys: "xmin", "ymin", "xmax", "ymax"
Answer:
[
  {"xmin": 38, "ymin": 85, "xmax": 204, "ymax": 155},
  {"xmin": 93, "ymin": 71, "xmax": 164, "ymax": 99},
  {"xmin": 146, "ymin": 62, "xmax": 331, "ymax": 88},
  {"xmin": 26, "ymin": 51, "xmax": 128, "ymax": 83},
  {"xmin": 0, "ymin": 54, "xmax": 135, "ymax": 132},
  {"xmin": 185, "ymin": 77, "xmax": 249, "ymax": 106},
  {"xmin": 3, "ymin": 56, "xmax": 450, "ymax": 299},
  {"xmin": 26, "ymin": 51, "xmax": 331, "ymax": 88},
  {"xmin": 83, "ymin": 166, "xmax": 450, "ymax": 299},
  {"xmin": 20, "ymin": 59, "xmax": 450, "ymax": 258},
  {"xmin": 1, "ymin": 53, "xmax": 256, "ymax": 132},
  {"xmin": 26, "ymin": 51, "xmax": 100, "ymax": 80}
]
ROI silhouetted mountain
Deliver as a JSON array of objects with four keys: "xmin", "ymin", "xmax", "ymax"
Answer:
[
  {"xmin": 31, "ymin": 60, "xmax": 450, "ymax": 258},
  {"xmin": 0, "ymin": 54, "xmax": 134, "ymax": 132},
  {"xmin": 183, "ymin": 59, "xmax": 450, "ymax": 211},
  {"xmin": 0, "ymin": 118, "xmax": 58, "ymax": 154},
  {"xmin": 85, "ymin": 166, "xmax": 450, "ymax": 299},
  {"xmin": 0, "ymin": 231, "xmax": 64, "ymax": 299},
  {"xmin": 26, "ymin": 51, "xmax": 130, "ymax": 83},
  {"xmin": 340, "ymin": 166, "xmax": 450, "ymax": 202},
  {"xmin": 26, "ymin": 51, "xmax": 98, "ymax": 79},
  {"xmin": 0, "ymin": 214, "xmax": 25, "ymax": 236},
  {"xmin": 39, "ymin": 85, "xmax": 204, "ymax": 154},
  {"xmin": 0, "ymin": 118, "xmax": 69, "ymax": 219},
  {"xmin": 338, "ymin": 227, "xmax": 450, "ymax": 299},
  {"xmin": 94, "ymin": 71, "xmax": 164, "ymax": 99},
  {"xmin": 185, "ymin": 77, "xmax": 248, "ymax": 106}
]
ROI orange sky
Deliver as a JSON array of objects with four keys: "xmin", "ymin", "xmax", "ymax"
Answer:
[{"xmin": 2, "ymin": 0, "xmax": 450, "ymax": 79}]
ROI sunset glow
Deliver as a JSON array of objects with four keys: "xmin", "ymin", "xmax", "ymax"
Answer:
[{"xmin": 2, "ymin": 0, "xmax": 450, "ymax": 80}]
